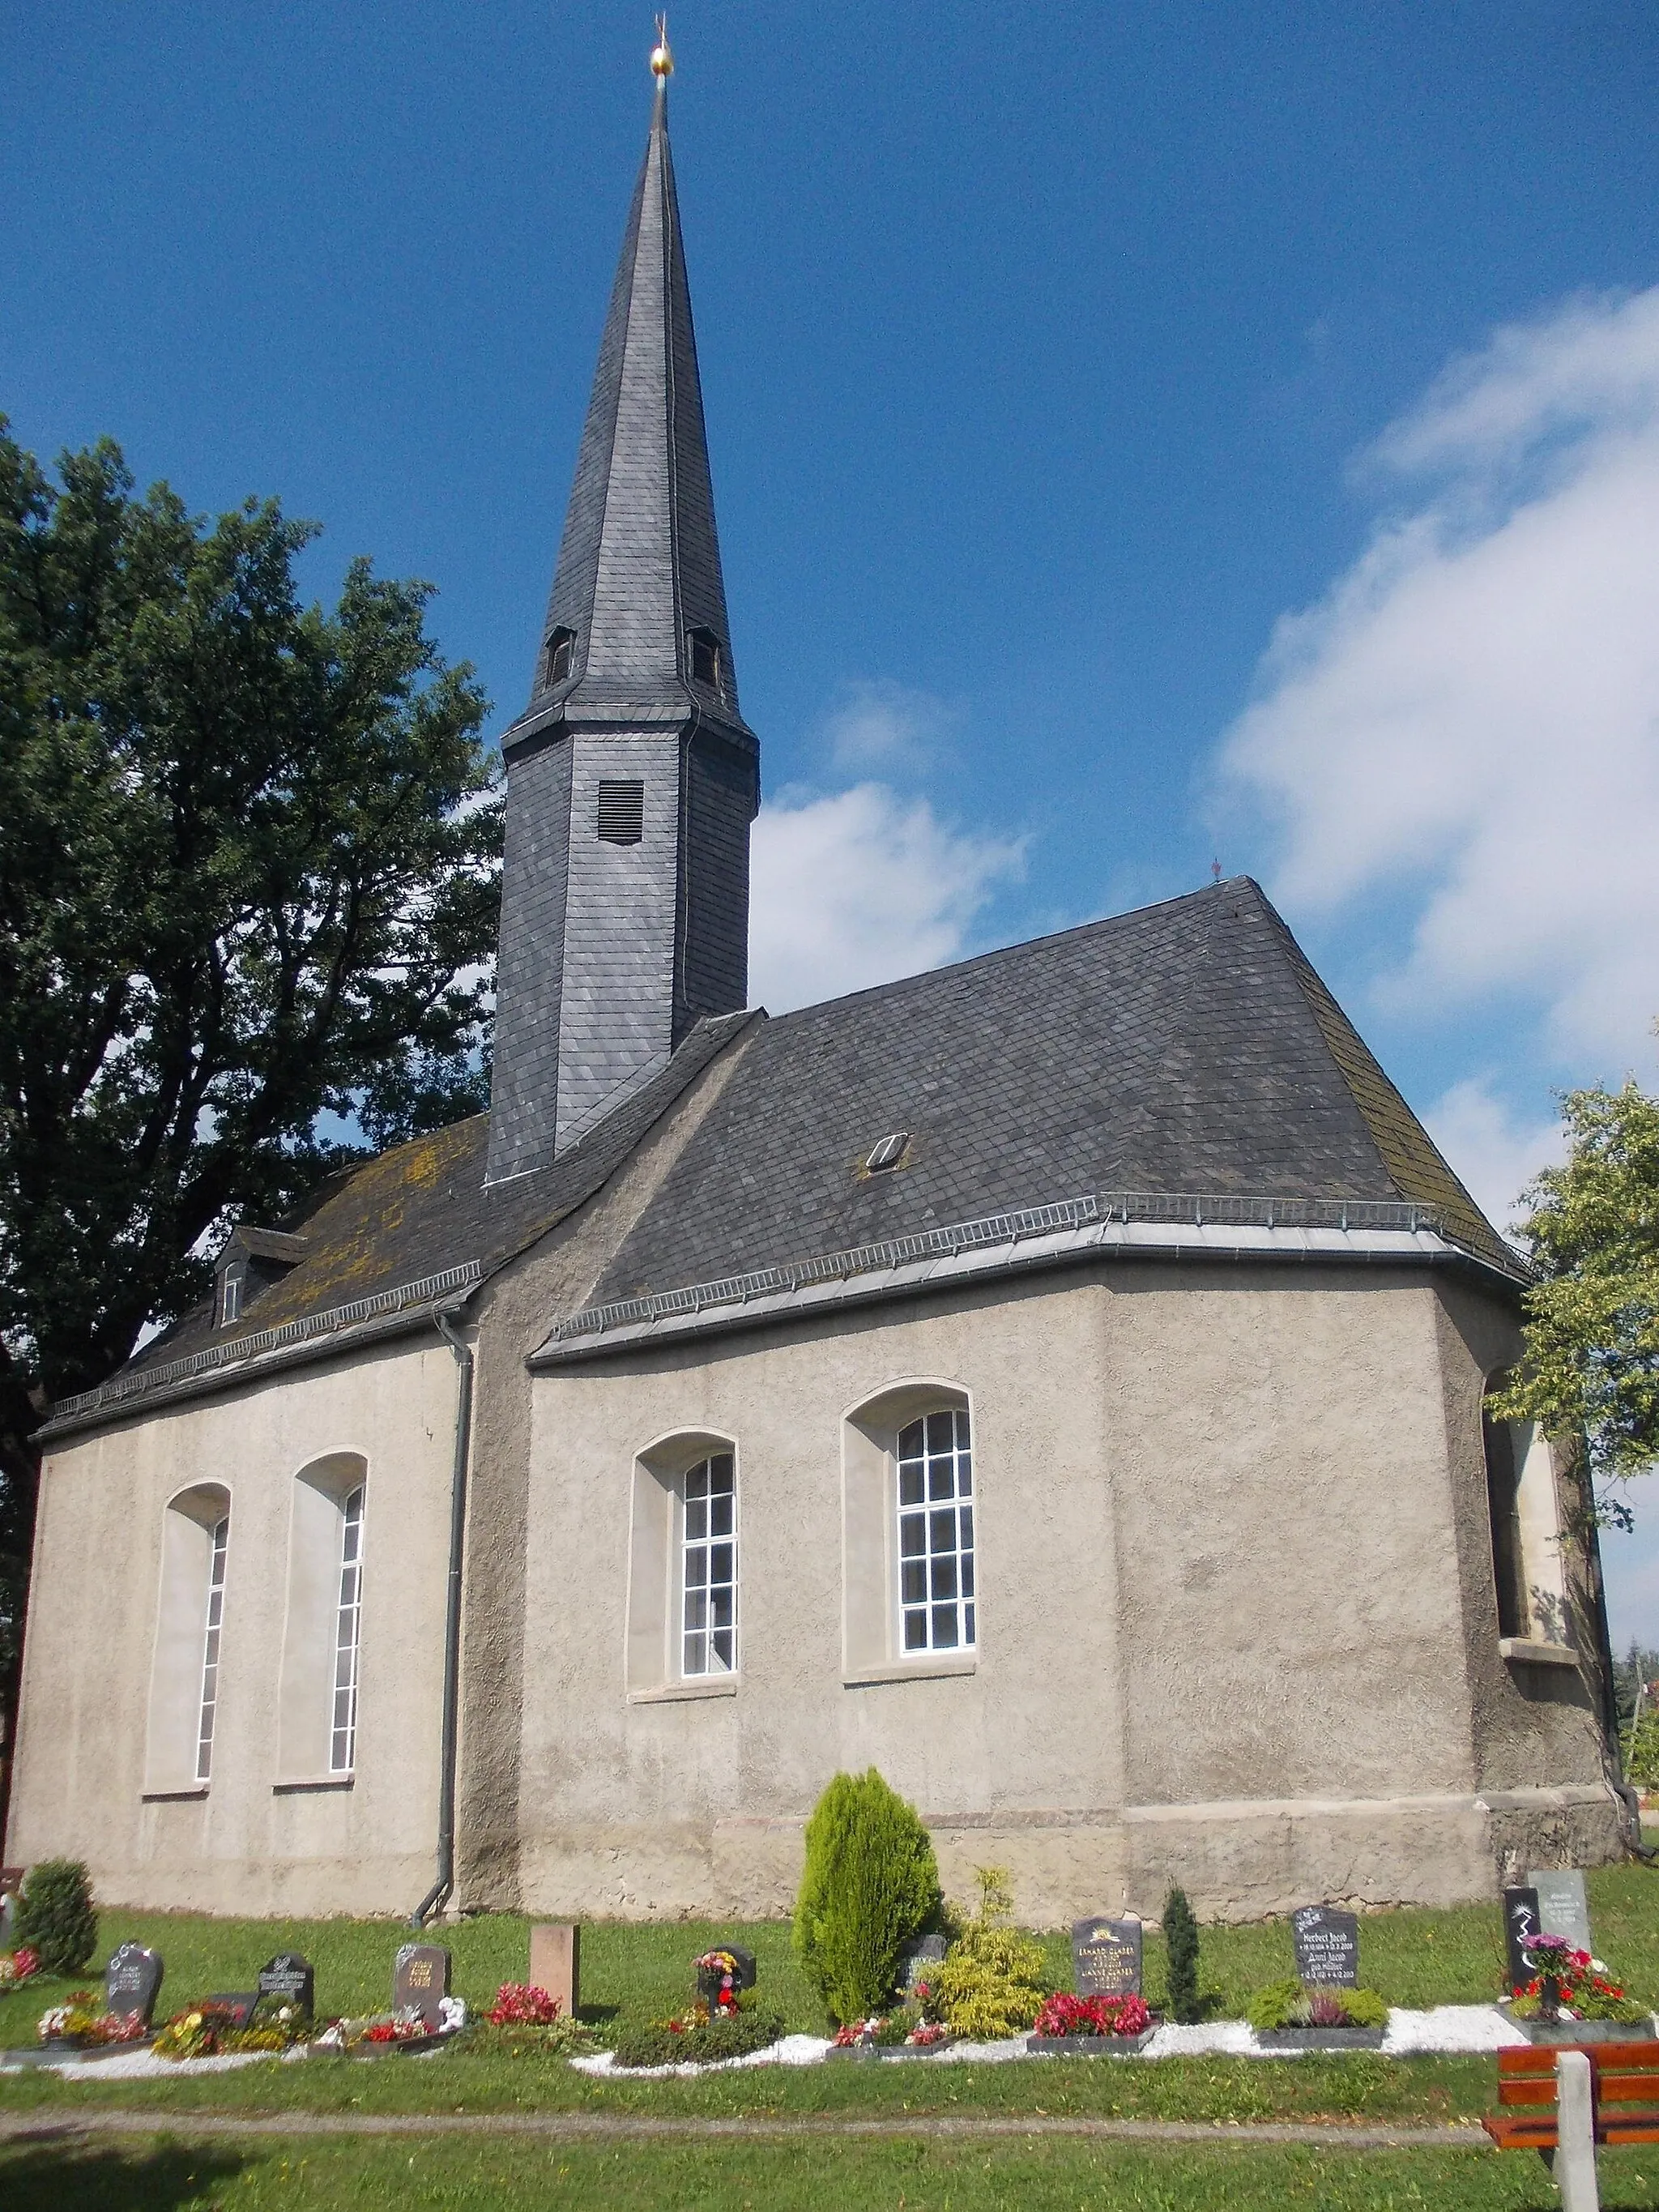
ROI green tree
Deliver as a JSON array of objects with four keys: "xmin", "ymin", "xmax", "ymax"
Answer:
[
  {"xmin": 1491, "ymin": 1076, "xmax": 1659, "ymax": 1531},
  {"xmin": 792, "ymin": 1769, "xmax": 942, "ymax": 2024},
  {"xmin": 0, "ymin": 418, "xmax": 502, "ymax": 1786}
]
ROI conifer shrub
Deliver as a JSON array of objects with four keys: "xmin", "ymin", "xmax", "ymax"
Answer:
[
  {"xmin": 14, "ymin": 1859, "xmax": 98, "ymax": 1978},
  {"xmin": 792, "ymin": 1768, "xmax": 942, "ymax": 2025},
  {"xmin": 928, "ymin": 1866, "xmax": 1047, "ymax": 2039},
  {"xmin": 1162, "ymin": 1883, "xmax": 1201, "ymax": 2025}
]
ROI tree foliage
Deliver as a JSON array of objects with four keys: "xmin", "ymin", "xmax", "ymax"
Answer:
[
  {"xmin": 792, "ymin": 1768, "xmax": 942, "ymax": 2025},
  {"xmin": 1162, "ymin": 1884, "xmax": 1201, "ymax": 2024},
  {"xmin": 14, "ymin": 1857, "xmax": 98, "ymax": 1977},
  {"xmin": 1491, "ymin": 1077, "xmax": 1659, "ymax": 1530},
  {"xmin": 0, "ymin": 417, "xmax": 501, "ymax": 1699}
]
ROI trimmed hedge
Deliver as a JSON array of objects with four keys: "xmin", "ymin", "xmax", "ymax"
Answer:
[{"xmin": 610, "ymin": 2007, "xmax": 785, "ymax": 2069}]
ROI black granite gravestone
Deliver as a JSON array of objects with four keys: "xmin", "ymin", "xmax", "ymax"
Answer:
[
  {"xmin": 1290, "ymin": 1907, "xmax": 1359, "ymax": 1987},
  {"xmin": 393, "ymin": 1942, "xmax": 451, "ymax": 2031},
  {"xmin": 258, "ymin": 1952, "xmax": 316, "ymax": 2018},
  {"xmin": 902, "ymin": 1934, "xmax": 949, "ymax": 1990},
  {"xmin": 696, "ymin": 1942, "xmax": 757, "ymax": 2005},
  {"xmin": 1070, "ymin": 1917, "xmax": 1143, "ymax": 1997},
  {"xmin": 104, "ymin": 1941, "xmax": 164, "ymax": 2025},
  {"xmin": 1503, "ymin": 1886, "xmax": 1543, "ymax": 1992}
]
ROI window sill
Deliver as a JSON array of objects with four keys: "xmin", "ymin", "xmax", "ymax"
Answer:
[
  {"xmin": 844, "ymin": 1655, "xmax": 979, "ymax": 1687},
  {"xmin": 1499, "ymin": 1638, "xmax": 1580, "ymax": 1669},
  {"xmin": 273, "ymin": 1774, "xmax": 356, "ymax": 1793},
  {"xmin": 629, "ymin": 1677, "xmax": 740, "ymax": 1705},
  {"xmin": 142, "ymin": 1784, "xmax": 209, "ymax": 1802}
]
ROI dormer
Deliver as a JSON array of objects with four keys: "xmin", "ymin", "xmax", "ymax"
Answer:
[
  {"xmin": 686, "ymin": 626, "xmax": 724, "ymax": 697},
  {"xmin": 214, "ymin": 1226, "xmax": 311, "ymax": 1330}
]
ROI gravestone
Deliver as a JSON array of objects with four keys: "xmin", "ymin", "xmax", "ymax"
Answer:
[
  {"xmin": 695, "ymin": 1941, "xmax": 757, "ymax": 2005},
  {"xmin": 1530, "ymin": 1869, "xmax": 1593, "ymax": 1954},
  {"xmin": 1290, "ymin": 1906, "xmax": 1359, "ymax": 1988},
  {"xmin": 1070, "ymin": 1916, "xmax": 1143, "ymax": 1997},
  {"xmin": 1503, "ymin": 1885, "xmax": 1543, "ymax": 1991},
  {"xmin": 528, "ymin": 1924, "xmax": 580, "ymax": 2019},
  {"xmin": 104, "ymin": 1941, "xmax": 164, "ymax": 2026},
  {"xmin": 258, "ymin": 1951, "xmax": 316, "ymax": 2018},
  {"xmin": 902, "ymin": 1933, "xmax": 949, "ymax": 1990},
  {"xmin": 393, "ymin": 1942, "xmax": 451, "ymax": 2031}
]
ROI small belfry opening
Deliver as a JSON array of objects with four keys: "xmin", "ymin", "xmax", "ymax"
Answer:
[
  {"xmin": 544, "ymin": 626, "xmax": 575, "ymax": 687},
  {"xmin": 687, "ymin": 626, "xmax": 723, "ymax": 694}
]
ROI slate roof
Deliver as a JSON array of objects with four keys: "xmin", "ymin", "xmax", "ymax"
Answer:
[
  {"xmin": 117, "ymin": 1010, "xmax": 757, "ymax": 1381},
  {"xmin": 502, "ymin": 79, "xmax": 750, "ymax": 758},
  {"xmin": 579, "ymin": 876, "xmax": 1510, "ymax": 1309}
]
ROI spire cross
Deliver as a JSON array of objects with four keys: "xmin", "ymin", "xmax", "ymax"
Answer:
[{"xmin": 650, "ymin": 16, "xmax": 673, "ymax": 79}]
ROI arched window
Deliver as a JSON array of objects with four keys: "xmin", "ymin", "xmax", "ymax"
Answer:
[
  {"xmin": 1483, "ymin": 1383, "xmax": 1528, "ymax": 1641},
  {"xmin": 626, "ymin": 1434, "xmax": 740, "ymax": 1697},
  {"xmin": 897, "ymin": 1410, "xmax": 975, "ymax": 1654},
  {"xmin": 145, "ymin": 1483, "xmax": 232, "ymax": 1794},
  {"xmin": 842, "ymin": 1383, "xmax": 979, "ymax": 1680},
  {"xmin": 331, "ymin": 1485, "xmax": 365, "ymax": 1772},
  {"xmin": 278, "ymin": 1454, "xmax": 368, "ymax": 1782}
]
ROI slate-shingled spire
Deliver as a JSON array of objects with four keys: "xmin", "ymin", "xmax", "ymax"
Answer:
[{"xmin": 487, "ymin": 56, "xmax": 759, "ymax": 1184}]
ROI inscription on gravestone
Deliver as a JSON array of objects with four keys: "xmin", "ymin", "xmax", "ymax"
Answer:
[
  {"xmin": 105, "ymin": 1941, "xmax": 164, "ymax": 2026},
  {"xmin": 1503, "ymin": 1886, "xmax": 1542, "ymax": 1992},
  {"xmin": 258, "ymin": 1951, "xmax": 316, "ymax": 2018},
  {"xmin": 394, "ymin": 1942, "xmax": 451, "ymax": 2031},
  {"xmin": 1290, "ymin": 1907, "xmax": 1359, "ymax": 1988},
  {"xmin": 1071, "ymin": 1916, "xmax": 1143, "ymax": 1997},
  {"xmin": 1530, "ymin": 1870, "xmax": 1592, "ymax": 1954}
]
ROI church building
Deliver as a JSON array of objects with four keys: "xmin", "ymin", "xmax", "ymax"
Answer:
[{"xmin": 5, "ymin": 58, "xmax": 1628, "ymax": 1926}]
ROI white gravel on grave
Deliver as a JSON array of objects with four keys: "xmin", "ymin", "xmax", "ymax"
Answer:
[
  {"xmin": 1143, "ymin": 2021, "xmax": 1260, "ymax": 2059},
  {"xmin": 1384, "ymin": 2005, "xmax": 1530, "ymax": 2054},
  {"xmin": 1, "ymin": 2047, "xmax": 288, "ymax": 2082},
  {"xmin": 573, "ymin": 2033, "xmax": 833, "ymax": 2079}
]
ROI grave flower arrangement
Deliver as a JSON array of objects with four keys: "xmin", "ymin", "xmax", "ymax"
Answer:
[
  {"xmin": 473, "ymin": 1982, "xmax": 591, "ymax": 2056},
  {"xmin": 1510, "ymin": 1937, "xmax": 1648, "ymax": 2025},
  {"xmin": 610, "ymin": 1994, "xmax": 784, "ymax": 2070},
  {"xmin": 313, "ymin": 1996, "xmax": 468, "ymax": 2053},
  {"xmin": 1244, "ymin": 1979, "xmax": 1388, "ymax": 2032},
  {"xmin": 151, "ymin": 1995, "xmax": 309, "ymax": 2062},
  {"xmin": 831, "ymin": 1980, "xmax": 954, "ymax": 2051},
  {"xmin": 693, "ymin": 1949, "xmax": 744, "ymax": 2016},
  {"xmin": 36, "ymin": 1996, "xmax": 149, "ymax": 2048},
  {"xmin": 0, "ymin": 1947, "xmax": 41, "ymax": 1990},
  {"xmin": 1032, "ymin": 1992, "xmax": 1154, "ymax": 2040}
]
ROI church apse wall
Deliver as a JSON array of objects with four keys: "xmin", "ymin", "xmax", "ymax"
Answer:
[
  {"xmin": 510, "ymin": 1262, "xmax": 1623, "ymax": 1929},
  {"xmin": 8, "ymin": 1336, "xmax": 461, "ymax": 1918}
]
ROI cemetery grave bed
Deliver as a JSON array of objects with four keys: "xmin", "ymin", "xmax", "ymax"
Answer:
[{"xmin": 19, "ymin": 2129, "xmax": 1659, "ymax": 2212}]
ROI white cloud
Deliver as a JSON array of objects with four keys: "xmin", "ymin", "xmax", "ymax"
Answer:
[
  {"xmin": 821, "ymin": 678, "xmax": 960, "ymax": 776},
  {"xmin": 748, "ymin": 782, "xmax": 1026, "ymax": 1013},
  {"xmin": 1419, "ymin": 1077, "xmax": 1563, "ymax": 1239},
  {"xmin": 1218, "ymin": 285, "xmax": 1659, "ymax": 1067}
]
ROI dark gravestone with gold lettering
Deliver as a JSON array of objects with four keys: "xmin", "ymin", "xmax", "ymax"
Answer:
[
  {"xmin": 393, "ymin": 1943, "xmax": 451, "ymax": 2031},
  {"xmin": 1070, "ymin": 1917, "xmax": 1142, "ymax": 1997},
  {"xmin": 258, "ymin": 1952, "xmax": 316, "ymax": 2019},
  {"xmin": 105, "ymin": 1941, "xmax": 164, "ymax": 2026},
  {"xmin": 1290, "ymin": 1906, "xmax": 1359, "ymax": 1987}
]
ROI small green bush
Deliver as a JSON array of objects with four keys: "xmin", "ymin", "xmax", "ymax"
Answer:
[
  {"xmin": 1244, "ymin": 1977, "xmax": 1305, "ymax": 2031},
  {"xmin": 14, "ymin": 1859, "xmax": 97, "ymax": 1978},
  {"xmin": 1342, "ymin": 1988, "xmax": 1389, "ymax": 2029},
  {"xmin": 792, "ymin": 1769, "xmax": 942, "ymax": 2026},
  {"xmin": 1245, "ymin": 1979, "xmax": 1389, "ymax": 2031},
  {"xmin": 1162, "ymin": 1885, "xmax": 1201, "ymax": 2025},
  {"xmin": 928, "ymin": 1867, "xmax": 1047, "ymax": 2039},
  {"xmin": 611, "ymin": 2007, "xmax": 784, "ymax": 2069}
]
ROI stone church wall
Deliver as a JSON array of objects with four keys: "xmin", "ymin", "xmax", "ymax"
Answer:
[
  {"xmin": 508, "ymin": 1262, "xmax": 1623, "ymax": 1928},
  {"xmin": 7, "ymin": 1336, "xmax": 461, "ymax": 1917}
]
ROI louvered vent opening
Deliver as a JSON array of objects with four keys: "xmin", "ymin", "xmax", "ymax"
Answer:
[{"xmin": 596, "ymin": 779, "xmax": 645, "ymax": 844}]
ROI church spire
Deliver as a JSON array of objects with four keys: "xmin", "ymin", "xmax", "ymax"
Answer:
[
  {"xmin": 486, "ymin": 41, "xmax": 759, "ymax": 1185},
  {"xmin": 506, "ymin": 28, "xmax": 748, "ymax": 748}
]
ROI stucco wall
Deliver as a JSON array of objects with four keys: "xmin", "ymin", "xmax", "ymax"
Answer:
[
  {"xmin": 509, "ymin": 1264, "xmax": 1623, "ymax": 1928},
  {"xmin": 6, "ymin": 1337, "xmax": 459, "ymax": 1916}
]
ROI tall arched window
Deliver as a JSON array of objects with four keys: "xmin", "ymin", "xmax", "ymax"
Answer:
[
  {"xmin": 331, "ymin": 1486, "xmax": 365, "ymax": 1773},
  {"xmin": 279, "ymin": 1454, "xmax": 368, "ymax": 1783},
  {"xmin": 145, "ymin": 1483, "xmax": 232, "ymax": 1795},
  {"xmin": 626, "ymin": 1434, "xmax": 741, "ymax": 1697},
  {"xmin": 897, "ymin": 1411, "xmax": 975, "ymax": 1654},
  {"xmin": 1483, "ymin": 1386, "xmax": 1528, "ymax": 1641},
  {"xmin": 842, "ymin": 1382, "xmax": 979, "ymax": 1680},
  {"xmin": 681, "ymin": 1454, "xmax": 736, "ymax": 1676}
]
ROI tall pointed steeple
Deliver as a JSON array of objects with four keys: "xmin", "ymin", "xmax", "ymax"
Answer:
[{"xmin": 487, "ymin": 45, "xmax": 759, "ymax": 1184}]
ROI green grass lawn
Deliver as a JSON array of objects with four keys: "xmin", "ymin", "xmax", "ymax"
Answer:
[{"xmin": 10, "ymin": 2133, "xmax": 1659, "ymax": 2212}]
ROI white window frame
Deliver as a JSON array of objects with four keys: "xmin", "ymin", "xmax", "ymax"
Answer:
[
  {"xmin": 896, "ymin": 1408, "xmax": 975, "ymax": 1656},
  {"xmin": 195, "ymin": 1511, "xmax": 230, "ymax": 1781},
  {"xmin": 330, "ymin": 1484, "xmax": 365, "ymax": 1772},
  {"xmin": 842, "ymin": 1381, "xmax": 979, "ymax": 1685},
  {"xmin": 144, "ymin": 1483, "xmax": 232, "ymax": 1796},
  {"xmin": 679, "ymin": 1452, "xmax": 737, "ymax": 1677},
  {"xmin": 626, "ymin": 1433, "xmax": 741, "ymax": 1700}
]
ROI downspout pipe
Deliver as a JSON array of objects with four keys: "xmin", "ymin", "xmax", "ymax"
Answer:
[{"xmin": 411, "ymin": 1309, "xmax": 475, "ymax": 1926}]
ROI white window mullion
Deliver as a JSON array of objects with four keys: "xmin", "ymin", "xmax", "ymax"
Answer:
[
  {"xmin": 195, "ymin": 1514, "xmax": 230, "ymax": 1781},
  {"xmin": 330, "ymin": 1485, "xmax": 365, "ymax": 1772},
  {"xmin": 680, "ymin": 1453, "xmax": 736, "ymax": 1676},
  {"xmin": 897, "ymin": 1411, "xmax": 975, "ymax": 1654}
]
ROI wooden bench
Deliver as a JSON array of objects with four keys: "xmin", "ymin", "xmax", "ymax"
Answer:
[{"xmin": 1486, "ymin": 2042, "xmax": 1659, "ymax": 2151}]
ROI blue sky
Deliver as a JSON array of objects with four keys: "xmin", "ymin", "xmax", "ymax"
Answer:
[{"xmin": 6, "ymin": 1, "xmax": 1659, "ymax": 1642}]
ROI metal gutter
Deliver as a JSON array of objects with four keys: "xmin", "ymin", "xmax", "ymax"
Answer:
[
  {"xmin": 532, "ymin": 1199, "xmax": 1526, "ymax": 1369},
  {"xmin": 412, "ymin": 1311, "xmax": 476, "ymax": 1926}
]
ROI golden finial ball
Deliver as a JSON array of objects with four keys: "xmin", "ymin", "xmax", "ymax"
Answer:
[{"xmin": 650, "ymin": 40, "xmax": 673, "ymax": 78}]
